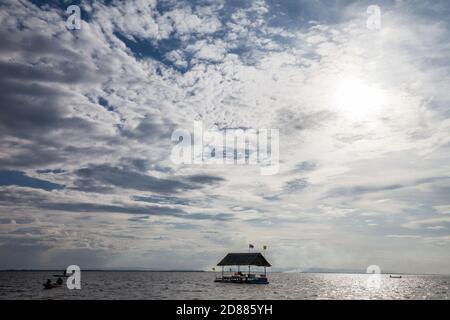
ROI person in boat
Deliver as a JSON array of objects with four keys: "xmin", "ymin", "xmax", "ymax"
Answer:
[
  {"xmin": 56, "ymin": 277, "xmax": 63, "ymax": 285},
  {"xmin": 46, "ymin": 279, "xmax": 52, "ymax": 286}
]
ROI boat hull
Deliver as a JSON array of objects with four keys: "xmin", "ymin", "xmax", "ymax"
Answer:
[
  {"xmin": 214, "ymin": 277, "xmax": 269, "ymax": 284},
  {"xmin": 43, "ymin": 283, "xmax": 62, "ymax": 289}
]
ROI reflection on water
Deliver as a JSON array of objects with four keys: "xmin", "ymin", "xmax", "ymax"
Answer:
[{"xmin": 0, "ymin": 272, "xmax": 449, "ymax": 300}]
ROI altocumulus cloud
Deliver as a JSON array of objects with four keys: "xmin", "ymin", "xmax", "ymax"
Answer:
[{"xmin": 0, "ymin": 0, "xmax": 450, "ymax": 273}]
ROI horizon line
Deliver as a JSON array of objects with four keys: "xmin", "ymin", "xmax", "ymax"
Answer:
[{"xmin": 0, "ymin": 269, "xmax": 446, "ymax": 276}]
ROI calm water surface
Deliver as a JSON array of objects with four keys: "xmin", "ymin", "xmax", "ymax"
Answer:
[{"xmin": 0, "ymin": 272, "xmax": 449, "ymax": 300}]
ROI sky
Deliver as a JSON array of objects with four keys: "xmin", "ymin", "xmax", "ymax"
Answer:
[{"xmin": 0, "ymin": 0, "xmax": 450, "ymax": 274}]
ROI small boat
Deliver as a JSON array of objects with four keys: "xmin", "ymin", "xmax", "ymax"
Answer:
[
  {"xmin": 389, "ymin": 275, "xmax": 402, "ymax": 278},
  {"xmin": 43, "ymin": 277, "xmax": 64, "ymax": 289},
  {"xmin": 43, "ymin": 282, "xmax": 62, "ymax": 289},
  {"xmin": 214, "ymin": 252, "xmax": 271, "ymax": 285}
]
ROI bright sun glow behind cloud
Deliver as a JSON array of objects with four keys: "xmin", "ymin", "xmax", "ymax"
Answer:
[{"xmin": 333, "ymin": 77, "xmax": 386, "ymax": 121}]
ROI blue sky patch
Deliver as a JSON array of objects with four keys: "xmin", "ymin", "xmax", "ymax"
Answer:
[{"xmin": 0, "ymin": 170, "xmax": 64, "ymax": 191}]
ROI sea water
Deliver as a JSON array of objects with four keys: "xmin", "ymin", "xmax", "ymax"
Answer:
[{"xmin": 0, "ymin": 272, "xmax": 449, "ymax": 300}]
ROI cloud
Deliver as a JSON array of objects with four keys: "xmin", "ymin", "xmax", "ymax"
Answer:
[
  {"xmin": 72, "ymin": 164, "xmax": 224, "ymax": 193},
  {"xmin": 426, "ymin": 226, "xmax": 447, "ymax": 230},
  {"xmin": 433, "ymin": 205, "xmax": 450, "ymax": 215},
  {"xmin": 0, "ymin": 78, "xmax": 95, "ymax": 140},
  {"xmin": 402, "ymin": 217, "xmax": 450, "ymax": 230},
  {"xmin": 185, "ymin": 174, "xmax": 225, "ymax": 185},
  {"xmin": 38, "ymin": 201, "xmax": 184, "ymax": 216},
  {"xmin": 132, "ymin": 195, "xmax": 192, "ymax": 206},
  {"xmin": 386, "ymin": 235, "xmax": 422, "ymax": 239}
]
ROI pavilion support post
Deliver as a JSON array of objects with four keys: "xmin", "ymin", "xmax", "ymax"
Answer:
[
  {"xmin": 248, "ymin": 265, "xmax": 251, "ymax": 275},
  {"xmin": 264, "ymin": 267, "xmax": 266, "ymax": 276},
  {"xmin": 222, "ymin": 266, "xmax": 224, "ymax": 279}
]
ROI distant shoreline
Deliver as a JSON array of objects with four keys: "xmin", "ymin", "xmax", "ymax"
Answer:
[{"xmin": 0, "ymin": 270, "xmax": 445, "ymax": 276}]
